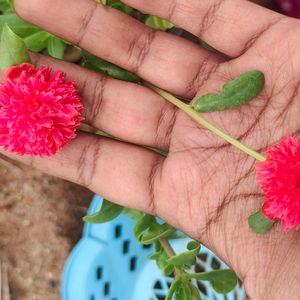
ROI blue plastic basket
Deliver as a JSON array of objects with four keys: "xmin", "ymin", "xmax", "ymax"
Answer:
[{"xmin": 61, "ymin": 195, "xmax": 245, "ymax": 300}]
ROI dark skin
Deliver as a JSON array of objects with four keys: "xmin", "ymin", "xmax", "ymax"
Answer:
[{"xmin": 2, "ymin": 0, "xmax": 300, "ymax": 298}]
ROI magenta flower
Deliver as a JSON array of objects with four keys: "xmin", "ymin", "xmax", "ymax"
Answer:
[
  {"xmin": 256, "ymin": 135, "xmax": 300, "ymax": 231},
  {"xmin": 0, "ymin": 63, "xmax": 83, "ymax": 156},
  {"xmin": 276, "ymin": 0, "xmax": 300, "ymax": 18}
]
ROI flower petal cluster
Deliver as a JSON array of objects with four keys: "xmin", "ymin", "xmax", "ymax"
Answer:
[
  {"xmin": 0, "ymin": 63, "xmax": 83, "ymax": 156},
  {"xmin": 257, "ymin": 135, "xmax": 300, "ymax": 231}
]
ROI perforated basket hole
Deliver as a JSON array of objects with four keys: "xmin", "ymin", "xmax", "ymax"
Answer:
[
  {"xmin": 211, "ymin": 257, "xmax": 221, "ymax": 270},
  {"xmin": 129, "ymin": 256, "xmax": 137, "ymax": 272},
  {"xmin": 195, "ymin": 262, "xmax": 205, "ymax": 273},
  {"xmin": 153, "ymin": 280, "xmax": 163, "ymax": 290},
  {"xmin": 122, "ymin": 240, "xmax": 130, "ymax": 254},
  {"xmin": 114, "ymin": 225, "xmax": 122, "ymax": 239},
  {"xmin": 142, "ymin": 244, "xmax": 152, "ymax": 249},
  {"xmin": 104, "ymin": 282, "xmax": 110, "ymax": 296},
  {"xmin": 198, "ymin": 253, "xmax": 208, "ymax": 262},
  {"xmin": 152, "ymin": 279, "xmax": 169, "ymax": 300},
  {"xmin": 96, "ymin": 267, "xmax": 103, "ymax": 280},
  {"xmin": 197, "ymin": 281, "xmax": 208, "ymax": 296},
  {"xmin": 90, "ymin": 295, "xmax": 95, "ymax": 300}
]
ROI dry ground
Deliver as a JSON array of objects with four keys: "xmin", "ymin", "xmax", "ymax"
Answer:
[{"xmin": 0, "ymin": 156, "xmax": 92, "ymax": 300}]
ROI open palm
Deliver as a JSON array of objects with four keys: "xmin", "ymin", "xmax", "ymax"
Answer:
[{"xmin": 4, "ymin": 0, "xmax": 300, "ymax": 298}]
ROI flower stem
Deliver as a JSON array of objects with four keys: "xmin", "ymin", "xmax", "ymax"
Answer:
[{"xmin": 145, "ymin": 82, "xmax": 266, "ymax": 162}]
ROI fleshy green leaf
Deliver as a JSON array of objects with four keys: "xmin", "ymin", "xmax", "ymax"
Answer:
[
  {"xmin": 133, "ymin": 214, "xmax": 156, "ymax": 241},
  {"xmin": 167, "ymin": 241, "xmax": 200, "ymax": 267},
  {"xmin": 47, "ymin": 36, "xmax": 66, "ymax": 59},
  {"xmin": 24, "ymin": 31, "xmax": 50, "ymax": 52},
  {"xmin": 166, "ymin": 280, "xmax": 180, "ymax": 300},
  {"xmin": 0, "ymin": 0, "xmax": 14, "ymax": 14},
  {"xmin": 191, "ymin": 270, "xmax": 238, "ymax": 294},
  {"xmin": 0, "ymin": 23, "xmax": 30, "ymax": 71},
  {"xmin": 190, "ymin": 284, "xmax": 202, "ymax": 300},
  {"xmin": 0, "ymin": 14, "xmax": 40, "ymax": 37},
  {"xmin": 83, "ymin": 51, "xmax": 140, "ymax": 83},
  {"xmin": 192, "ymin": 70, "xmax": 265, "ymax": 112},
  {"xmin": 122, "ymin": 208, "xmax": 144, "ymax": 221},
  {"xmin": 0, "ymin": 3, "xmax": 13, "ymax": 14},
  {"xmin": 106, "ymin": 0, "xmax": 133, "ymax": 14},
  {"xmin": 83, "ymin": 199, "xmax": 124, "ymax": 224},
  {"xmin": 133, "ymin": 215, "xmax": 176, "ymax": 244},
  {"xmin": 145, "ymin": 15, "xmax": 174, "ymax": 31},
  {"xmin": 174, "ymin": 282, "xmax": 192, "ymax": 300},
  {"xmin": 248, "ymin": 209, "xmax": 275, "ymax": 234},
  {"xmin": 141, "ymin": 222, "xmax": 176, "ymax": 244}
]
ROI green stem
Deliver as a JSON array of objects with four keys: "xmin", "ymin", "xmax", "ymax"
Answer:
[
  {"xmin": 160, "ymin": 239, "xmax": 200, "ymax": 299},
  {"xmin": 159, "ymin": 238, "xmax": 184, "ymax": 278},
  {"xmin": 165, "ymin": 280, "xmax": 179, "ymax": 300},
  {"xmin": 145, "ymin": 83, "xmax": 266, "ymax": 162},
  {"xmin": 159, "ymin": 238, "xmax": 176, "ymax": 257}
]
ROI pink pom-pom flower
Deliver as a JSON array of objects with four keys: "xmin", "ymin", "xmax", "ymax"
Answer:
[
  {"xmin": 257, "ymin": 135, "xmax": 300, "ymax": 231},
  {"xmin": 0, "ymin": 63, "xmax": 83, "ymax": 156}
]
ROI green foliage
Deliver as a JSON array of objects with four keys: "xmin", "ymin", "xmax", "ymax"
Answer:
[
  {"xmin": 122, "ymin": 208, "xmax": 144, "ymax": 221},
  {"xmin": 198, "ymin": 39, "xmax": 215, "ymax": 52},
  {"xmin": 148, "ymin": 241, "xmax": 174, "ymax": 275},
  {"xmin": 83, "ymin": 199, "xmax": 123, "ymax": 224},
  {"xmin": 174, "ymin": 282, "xmax": 192, "ymax": 300},
  {"xmin": 0, "ymin": 24, "xmax": 30, "ymax": 71},
  {"xmin": 145, "ymin": 15, "xmax": 174, "ymax": 31},
  {"xmin": 47, "ymin": 36, "xmax": 67, "ymax": 59},
  {"xmin": 24, "ymin": 31, "xmax": 50, "ymax": 52},
  {"xmin": 134, "ymin": 215, "xmax": 176, "ymax": 244},
  {"xmin": 166, "ymin": 279, "xmax": 202, "ymax": 300},
  {"xmin": 190, "ymin": 284, "xmax": 202, "ymax": 300},
  {"xmin": 193, "ymin": 70, "xmax": 265, "ymax": 112},
  {"xmin": 98, "ymin": 0, "xmax": 132, "ymax": 14},
  {"xmin": 190, "ymin": 270, "xmax": 238, "ymax": 294},
  {"xmin": 146, "ymin": 146, "xmax": 168, "ymax": 157},
  {"xmin": 248, "ymin": 209, "xmax": 275, "ymax": 233},
  {"xmin": 0, "ymin": 13, "xmax": 40, "ymax": 37},
  {"xmin": 167, "ymin": 241, "xmax": 200, "ymax": 267},
  {"xmin": 83, "ymin": 51, "xmax": 141, "ymax": 83},
  {"xmin": 0, "ymin": 13, "xmax": 67, "ymax": 59},
  {"xmin": 83, "ymin": 200, "xmax": 238, "ymax": 298},
  {"xmin": 0, "ymin": 0, "xmax": 14, "ymax": 14},
  {"xmin": 105, "ymin": 0, "xmax": 133, "ymax": 14}
]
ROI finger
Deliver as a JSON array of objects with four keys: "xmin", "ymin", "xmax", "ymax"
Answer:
[
  {"xmin": 122, "ymin": 0, "xmax": 284, "ymax": 57},
  {"xmin": 0, "ymin": 132, "xmax": 163, "ymax": 213},
  {"xmin": 31, "ymin": 54, "xmax": 177, "ymax": 150},
  {"xmin": 14, "ymin": 0, "xmax": 224, "ymax": 97}
]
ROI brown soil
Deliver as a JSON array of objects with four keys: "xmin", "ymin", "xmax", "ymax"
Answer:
[{"xmin": 0, "ymin": 156, "xmax": 93, "ymax": 300}]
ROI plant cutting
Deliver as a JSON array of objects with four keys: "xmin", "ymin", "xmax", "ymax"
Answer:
[
  {"xmin": 1, "ymin": 0, "xmax": 300, "ymax": 299},
  {"xmin": 0, "ymin": 16, "xmax": 239, "ymax": 300}
]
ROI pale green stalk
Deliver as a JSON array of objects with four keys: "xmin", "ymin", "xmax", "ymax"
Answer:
[{"xmin": 145, "ymin": 83, "xmax": 266, "ymax": 162}]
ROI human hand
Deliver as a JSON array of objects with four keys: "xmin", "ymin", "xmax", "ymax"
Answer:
[{"xmin": 4, "ymin": 0, "xmax": 300, "ymax": 298}]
